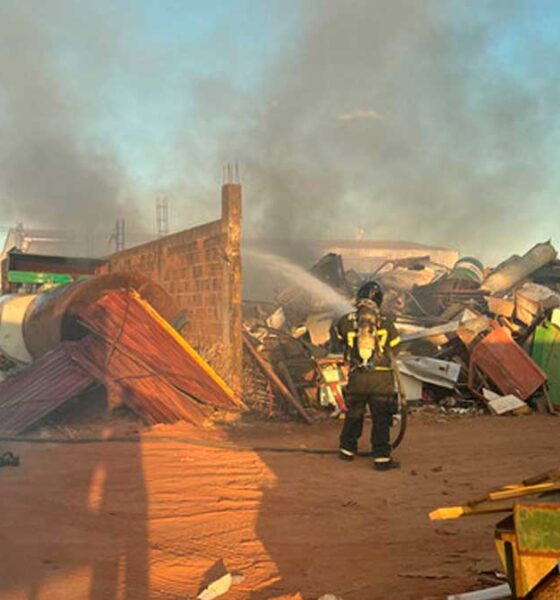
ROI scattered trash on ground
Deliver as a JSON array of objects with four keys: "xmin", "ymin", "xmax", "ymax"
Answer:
[
  {"xmin": 197, "ymin": 572, "xmax": 245, "ymax": 600},
  {"xmin": 447, "ymin": 583, "xmax": 512, "ymax": 600}
]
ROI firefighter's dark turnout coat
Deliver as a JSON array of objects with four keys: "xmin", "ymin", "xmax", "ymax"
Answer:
[{"xmin": 337, "ymin": 307, "xmax": 401, "ymax": 458}]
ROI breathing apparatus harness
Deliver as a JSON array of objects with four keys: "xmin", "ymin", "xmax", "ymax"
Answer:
[
  {"xmin": 343, "ymin": 297, "xmax": 409, "ymax": 449},
  {"xmin": 347, "ymin": 298, "xmax": 386, "ymax": 372}
]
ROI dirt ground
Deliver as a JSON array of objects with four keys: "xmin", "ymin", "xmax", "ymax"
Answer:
[{"xmin": 0, "ymin": 413, "xmax": 559, "ymax": 600}]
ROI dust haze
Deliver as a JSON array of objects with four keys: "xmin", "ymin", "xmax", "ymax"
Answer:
[
  {"xmin": 212, "ymin": 0, "xmax": 560, "ymax": 264},
  {"xmin": 0, "ymin": 1, "xmax": 139, "ymax": 254},
  {"xmin": 1, "ymin": 1, "xmax": 559, "ymax": 264}
]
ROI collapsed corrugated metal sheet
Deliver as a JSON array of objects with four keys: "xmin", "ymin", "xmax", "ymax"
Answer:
[
  {"xmin": 0, "ymin": 343, "xmax": 95, "ymax": 434},
  {"xmin": 0, "ymin": 287, "xmax": 244, "ymax": 434},
  {"xmin": 468, "ymin": 327, "xmax": 547, "ymax": 400},
  {"xmin": 67, "ymin": 335, "xmax": 211, "ymax": 427},
  {"xmin": 77, "ymin": 289, "xmax": 243, "ymax": 410}
]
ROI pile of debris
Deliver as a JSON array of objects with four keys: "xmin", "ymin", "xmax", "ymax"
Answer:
[
  {"xmin": 243, "ymin": 242, "xmax": 560, "ymax": 421},
  {"xmin": 0, "ymin": 274, "xmax": 244, "ymax": 435}
]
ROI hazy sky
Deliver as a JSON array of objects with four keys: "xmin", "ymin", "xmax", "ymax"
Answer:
[{"xmin": 1, "ymin": 0, "xmax": 560, "ymax": 264}]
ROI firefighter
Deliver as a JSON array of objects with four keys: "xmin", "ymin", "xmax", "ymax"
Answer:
[{"xmin": 337, "ymin": 280, "xmax": 401, "ymax": 470}]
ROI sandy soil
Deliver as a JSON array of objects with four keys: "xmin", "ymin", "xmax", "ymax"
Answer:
[{"xmin": 0, "ymin": 413, "xmax": 558, "ymax": 600}]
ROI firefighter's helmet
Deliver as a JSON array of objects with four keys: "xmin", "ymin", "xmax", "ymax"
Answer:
[{"xmin": 356, "ymin": 280, "xmax": 383, "ymax": 307}]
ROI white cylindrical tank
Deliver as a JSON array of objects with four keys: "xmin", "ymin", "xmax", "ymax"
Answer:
[
  {"xmin": 0, "ymin": 294, "xmax": 35, "ymax": 364},
  {"xmin": 483, "ymin": 241, "xmax": 557, "ymax": 295}
]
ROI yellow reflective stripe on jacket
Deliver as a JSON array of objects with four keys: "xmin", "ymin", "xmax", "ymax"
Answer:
[
  {"xmin": 376, "ymin": 329, "xmax": 388, "ymax": 348},
  {"xmin": 390, "ymin": 336, "xmax": 401, "ymax": 348}
]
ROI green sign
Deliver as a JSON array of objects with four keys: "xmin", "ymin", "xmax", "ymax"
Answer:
[{"xmin": 7, "ymin": 271, "xmax": 90, "ymax": 285}]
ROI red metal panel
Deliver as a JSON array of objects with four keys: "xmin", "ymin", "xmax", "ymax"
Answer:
[
  {"xmin": 67, "ymin": 336, "xmax": 211, "ymax": 427},
  {"xmin": 0, "ymin": 286, "xmax": 239, "ymax": 434},
  {"xmin": 469, "ymin": 326, "xmax": 546, "ymax": 400},
  {"xmin": 77, "ymin": 290, "xmax": 239, "ymax": 410},
  {"xmin": 0, "ymin": 344, "xmax": 95, "ymax": 434}
]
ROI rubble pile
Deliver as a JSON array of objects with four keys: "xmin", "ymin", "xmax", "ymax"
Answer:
[
  {"xmin": 0, "ymin": 274, "xmax": 244, "ymax": 435},
  {"xmin": 243, "ymin": 241, "xmax": 560, "ymax": 420}
]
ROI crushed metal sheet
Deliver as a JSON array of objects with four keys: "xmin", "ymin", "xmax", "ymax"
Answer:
[
  {"xmin": 397, "ymin": 356, "xmax": 461, "ymax": 389},
  {"xmin": 468, "ymin": 327, "xmax": 546, "ymax": 400},
  {"xmin": 398, "ymin": 373, "xmax": 423, "ymax": 401},
  {"xmin": 400, "ymin": 309, "xmax": 478, "ymax": 343},
  {"xmin": 68, "ymin": 335, "xmax": 211, "ymax": 427},
  {"xmin": 0, "ymin": 343, "xmax": 96, "ymax": 435},
  {"xmin": 515, "ymin": 282, "xmax": 560, "ymax": 326},
  {"xmin": 482, "ymin": 241, "xmax": 557, "ymax": 295},
  {"xmin": 77, "ymin": 289, "xmax": 244, "ymax": 411}
]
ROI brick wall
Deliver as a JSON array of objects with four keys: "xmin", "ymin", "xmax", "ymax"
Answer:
[{"xmin": 99, "ymin": 184, "xmax": 242, "ymax": 392}]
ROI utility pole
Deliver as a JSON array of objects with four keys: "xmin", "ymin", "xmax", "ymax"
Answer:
[
  {"xmin": 156, "ymin": 196, "xmax": 169, "ymax": 238},
  {"xmin": 15, "ymin": 223, "xmax": 25, "ymax": 251},
  {"xmin": 85, "ymin": 226, "xmax": 93, "ymax": 257},
  {"xmin": 114, "ymin": 218, "xmax": 126, "ymax": 252}
]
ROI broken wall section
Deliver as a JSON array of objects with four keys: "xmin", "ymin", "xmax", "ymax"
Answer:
[{"xmin": 99, "ymin": 184, "xmax": 242, "ymax": 392}]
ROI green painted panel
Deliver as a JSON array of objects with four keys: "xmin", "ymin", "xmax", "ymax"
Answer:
[
  {"xmin": 532, "ymin": 323, "xmax": 560, "ymax": 407},
  {"xmin": 7, "ymin": 271, "xmax": 90, "ymax": 285},
  {"xmin": 516, "ymin": 504, "xmax": 560, "ymax": 554}
]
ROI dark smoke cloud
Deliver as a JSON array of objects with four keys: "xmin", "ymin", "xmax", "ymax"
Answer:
[
  {"xmin": 0, "ymin": 1, "xmax": 140, "ymax": 255},
  {"xmin": 2, "ymin": 1, "xmax": 559, "ymax": 265},
  {"xmin": 209, "ymin": 0, "xmax": 560, "ymax": 264}
]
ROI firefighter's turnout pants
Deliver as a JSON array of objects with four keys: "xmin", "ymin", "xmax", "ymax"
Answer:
[{"xmin": 339, "ymin": 370, "xmax": 398, "ymax": 459}]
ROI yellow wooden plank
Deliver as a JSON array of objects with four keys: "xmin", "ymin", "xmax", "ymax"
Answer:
[
  {"xmin": 488, "ymin": 482, "xmax": 560, "ymax": 502},
  {"xmin": 430, "ymin": 500, "xmax": 519, "ymax": 521},
  {"xmin": 429, "ymin": 506, "xmax": 467, "ymax": 521},
  {"xmin": 131, "ymin": 291, "xmax": 246, "ymax": 409}
]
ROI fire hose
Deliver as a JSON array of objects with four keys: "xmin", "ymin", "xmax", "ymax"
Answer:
[{"xmin": 389, "ymin": 348, "xmax": 408, "ymax": 449}]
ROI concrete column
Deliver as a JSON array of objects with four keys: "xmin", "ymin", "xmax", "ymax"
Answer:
[{"xmin": 221, "ymin": 183, "xmax": 242, "ymax": 395}]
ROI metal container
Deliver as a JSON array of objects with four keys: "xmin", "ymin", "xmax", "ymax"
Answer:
[
  {"xmin": 0, "ymin": 294, "xmax": 36, "ymax": 363},
  {"xmin": 448, "ymin": 257, "xmax": 485, "ymax": 285},
  {"xmin": 0, "ymin": 273, "xmax": 179, "ymax": 364},
  {"xmin": 483, "ymin": 241, "xmax": 557, "ymax": 295}
]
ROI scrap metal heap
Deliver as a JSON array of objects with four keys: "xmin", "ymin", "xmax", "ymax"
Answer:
[
  {"xmin": 0, "ymin": 273, "xmax": 244, "ymax": 435},
  {"xmin": 243, "ymin": 241, "xmax": 560, "ymax": 421}
]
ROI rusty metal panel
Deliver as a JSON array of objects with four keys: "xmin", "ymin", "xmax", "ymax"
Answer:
[
  {"xmin": 77, "ymin": 289, "xmax": 242, "ymax": 410},
  {"xmin": 22, "ymin": 272, "xmax": 180, "ymax": 360},
  {"xmin": 67, "ymin": 335, "xmax": 211, "ymax": 427},
  {"xmin": 469, "ymin": 326, "xmax": 546, "ymax": 400},
  {"xmin": 0, "ymin": 344, "xmax": 95, "ymax": 434},
  {"xmin": 0, "ymin": 286, "xmax": 241, "ymax": 435}
]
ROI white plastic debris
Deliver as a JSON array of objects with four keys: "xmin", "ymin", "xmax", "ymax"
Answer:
[
  {"xmin": 266, "ymin": 306, "xmax": 286, "ymax": 330},
  {"xmin": 483, "ymin": 389, "xmax": 528, "ymax": 415},
  {"xmin": 197, "ymin": 573, "xmax": 245, "ymax": 600},
  {"xmin": 447, "ymin": 582, "xmax": 511, "ymax": 600}
]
